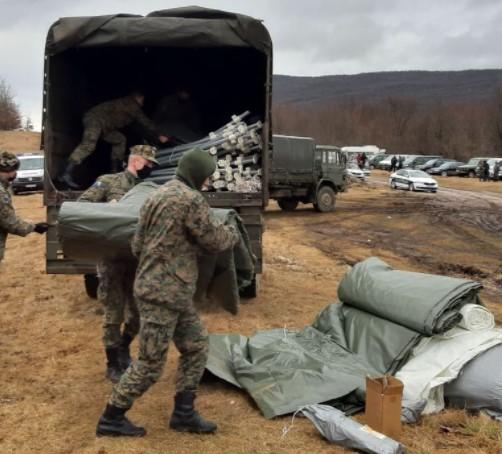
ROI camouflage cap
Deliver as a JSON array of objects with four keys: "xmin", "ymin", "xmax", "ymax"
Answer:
[
  {"xmin": 129, "ymin": 145, "xmax": 159, "ymax": 164},
  {"xmin": 0, "ymin": 150, "xmax": 20, "ymax": 172}
]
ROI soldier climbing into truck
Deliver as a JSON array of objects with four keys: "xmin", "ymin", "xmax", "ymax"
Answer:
[
  {"xmin": 269, "ymin": 135, "xmax": 347, "ymax": 212},
  {"xmin": 59, "ymin": 91, "xmax": 169, "ymax": 189}
]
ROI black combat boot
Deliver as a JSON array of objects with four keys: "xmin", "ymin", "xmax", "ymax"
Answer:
[
  {"xmin": 60, "ymin": 162, "xmax": 80, "ymax": 189},
  {"xmin": 105, "ymin": 347, "xmax": 123, "ymax": 383},
  {"xmin": 117, "ymin": 333, "xmax": 133, "ymax": 371},
  {"xmin": 169, "ymin": 391, "xmax": 217, "ymax": 434},
  {"xmin": 96, "ymin": 404, "xmax": 146, "ymax": 437}
]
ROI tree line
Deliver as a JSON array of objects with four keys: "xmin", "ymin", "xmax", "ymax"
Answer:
[
  {"xmin": 273, "ymin": 91, "xmax": 502, "ymax": 161},
  {"xmin": 0, "ymin": 77, "xmax": 33, "ymax": 131}
]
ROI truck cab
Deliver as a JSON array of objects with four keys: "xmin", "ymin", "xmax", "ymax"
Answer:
[{"xmin": 269, "ymin": 135, "xmax": 346, "ymax": 212}]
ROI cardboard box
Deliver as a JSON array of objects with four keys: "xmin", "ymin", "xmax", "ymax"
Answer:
[{"xmin": 365, "ymin": 375, "xmax": 403, "ymax": 440}]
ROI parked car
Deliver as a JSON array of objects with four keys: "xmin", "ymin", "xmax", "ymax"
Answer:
[
  {"xmin": 429, "ymin": 161, "xmax": 465, "ymax": 176},
  {"xmin": 346, "ymin": 163, "xmax": 370, "ymax": 179},
  {"xmin": 389, "ymin": 169, "xmax": 438, "ymax": 192},
  {"xmin": 11, "ymin": 153, "xmax": 45, "ymax": 194},
  {"xmin": 486, "ymin": 158, "xmax": 502, "ymax": 179},
  {"xmin": 404, "ymin": 155, "xmax": 442, "ymax": 169},
  {"xmin": 457, "ymin": 157, "xmax": 495, "ymax": 177},
  {"xmin": 377, "ymin": 154, "xmax": 411, "ymax": 170},
  {"xmin": 418, "ymin": 158, "xmax": 451, "ymax": 172},
  {"xmin": 368, "ymin": 153, "xmax": 387, "ymax": 169}
]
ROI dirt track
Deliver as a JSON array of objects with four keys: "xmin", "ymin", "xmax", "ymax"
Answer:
[{"xmin": 1, "ymin": 174, "xmax": 501, "ymax": 453}]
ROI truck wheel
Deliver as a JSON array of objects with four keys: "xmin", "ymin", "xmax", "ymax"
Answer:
[
  {"xmin": 240, "ymin": 274, "xmax": 260, "ymax": 299},
  {"xmin": 468, "ymin": 170, "xmax": 475, "ymax": 178},
  {"xmin": 278, "ymin": 198, "xmax": 299, "ymax": 211},
  {"xmin": 314, "ymin": 186, "xmax": 336, "ymax": 212},
  {"xmin": 84, "ymin": 274, "xmax": 99, "ymax": 299}
]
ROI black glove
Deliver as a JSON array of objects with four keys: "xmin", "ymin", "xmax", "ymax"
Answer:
[{"xmin": 34, "ymin": 222, "xmax": 49, "ymax": 234}]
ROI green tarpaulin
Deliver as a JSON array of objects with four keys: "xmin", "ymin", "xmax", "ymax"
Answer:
[
  {"xmin": 45, "ymin": 7, "xmax": 272, "ymax": 56},
  {"xmin": 206, "ymin": 257, "xmax": 482, "ymax": 418},
  {"xmin": 58, "ymin": 182, "xmax": 255, "ymax": 314}
]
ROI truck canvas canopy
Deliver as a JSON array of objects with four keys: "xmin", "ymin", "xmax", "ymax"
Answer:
[
  {"xmin": 43, "ymin": 7, "xmax": 271, "ymax": 283},
  {"xmin": 42, "ymin": 6, "xmax": 272, "ymax": 193}
]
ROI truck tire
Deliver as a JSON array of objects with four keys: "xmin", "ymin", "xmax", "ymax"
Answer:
[
  {"xmin": 278, "ymin": 198, "xmax": 299, "ymax": 211},
  {"xmin": 314, "ymin": 186, "xmax": 336, "ymax": 212},
  {"xmin": 84, "ymin": 274, "xmax": 99, "ymax": 299},
  {"xmin": 240, "ymin": 274, "xmax": 260, "ymax": 299}
]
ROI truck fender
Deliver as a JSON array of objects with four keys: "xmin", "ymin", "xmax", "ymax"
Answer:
[{"xmin": 315, "ymin": 179, "xmax": 337, "ymax": 195}]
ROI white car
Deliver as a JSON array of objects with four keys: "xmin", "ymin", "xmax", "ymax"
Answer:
[
  {"xmin": 12, "ymin": 153, "xmax": 45, "ymax": 194},
  {"xmin": 346, "ymin": 163, "xmax": 370, "ymax": 179},
  {"xmin": 389, "ymin": 169, "xmax": 438, "ymax": 193}
]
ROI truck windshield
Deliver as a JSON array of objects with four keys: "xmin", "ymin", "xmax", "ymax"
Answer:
[{"xmin": 19, "ymin": 157, "xmax": 44, "ymax": 171}]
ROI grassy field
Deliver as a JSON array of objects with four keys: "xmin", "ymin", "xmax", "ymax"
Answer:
[{"xmin": 1, "ymin": 137, "xmax": 501, "ymax": 452}]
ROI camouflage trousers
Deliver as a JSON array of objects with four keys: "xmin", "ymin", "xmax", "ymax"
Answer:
[
  {"xmin": 97, "ymin": 259, "xmax": 140, "ymax": 348},
  {"xmin": 69, "ymin": 117, "xmax": 127, "ymax": 165},
  {"xmin": 109, "ymin": 303, "xmax": 209, "ymax": 409}
]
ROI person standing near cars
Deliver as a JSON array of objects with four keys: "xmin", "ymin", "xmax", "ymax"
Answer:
[
  {"xmin": 0, "ymin": 150, "xmax": 48, "ymax": 263},
  {"xmin": 478, "ymin": 160, "xmax": 486, "ymax": 182},
  {"xmin": 483, "ymin": 160, "xmax": 490, "ymax": 182},
  {"xmin": 79, "ymin": 145, "xmax": 159, "ymax": 382},
  {"xmin": 493, "ymin": 160, "xmax": 501, "ymax": 181},
  {"xmin": 390, "ymin": 155, "xmax": 398, "ymax": 172},
  {"xmin": 96, "ymin": 148, "xmax": 239, "ymax": 437}
]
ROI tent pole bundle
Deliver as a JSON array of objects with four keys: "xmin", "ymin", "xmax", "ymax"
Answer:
[{"xmin": 149, "ymin": 111, "xmax": 263, "ymax": 192}]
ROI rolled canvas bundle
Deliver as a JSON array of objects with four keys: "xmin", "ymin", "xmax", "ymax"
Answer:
[{"xmin": 58, "ymin": 182, "xmax": 255, "ymax": 314}]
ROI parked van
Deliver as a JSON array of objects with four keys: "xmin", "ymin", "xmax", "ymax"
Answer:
[{"xmin": 12, "ymin": 153, "xmax": 44, "ymax": 194}]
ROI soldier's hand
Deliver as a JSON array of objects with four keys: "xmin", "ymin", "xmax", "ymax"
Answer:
[
  {"xmin": 159, "ymin": 135, "xmax": 169, "ymax": 143},
  {"xmin": 34, "ymin": 222, "xmax": 49, "ymax": 234}
]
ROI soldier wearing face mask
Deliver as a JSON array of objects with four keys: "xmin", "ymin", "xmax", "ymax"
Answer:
[
  {"xmin": 79, "ymin": 144, "xmax": 158, "ymax": 382},
  {"xmin": 0, "ymin": 150, "xmax": 48, "ymax": 263}
]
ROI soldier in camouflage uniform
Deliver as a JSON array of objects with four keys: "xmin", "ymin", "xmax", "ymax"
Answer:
[
  {"xmin": 79, "ymin": 145, "xmax": 159, "ymax": 382},
  {"xmin": 0, "ymin": 150, "xmax": 48, "ymax": 262},
  {"xmin": 61, "ymin": 92, "xmax": 169, "ymax": 188},
  {"xmin": 96, "ymin": 148, "xmax": 239, "ymax": 438},
  {"xmin": 493, "ymin": 160, "xmax": 501, "ymax": 181}
]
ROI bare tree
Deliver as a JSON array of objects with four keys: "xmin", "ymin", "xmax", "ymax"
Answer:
[
  {"xmin": 0, "ymin": 77, "xmax": 22, "ymax": 130},
  {"xmin": 23, "ymin": 116, "xmax": 34, "ymax": 131},
  {"xmin": 385, "ymin": 96, "xmax": 418, "ymax": 144},
  {"xmin": 487, "ymin": 88, "xmax": 502, "ymax": 152}
]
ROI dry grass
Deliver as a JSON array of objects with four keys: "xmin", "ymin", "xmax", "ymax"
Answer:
[
  {"xmin": 1, "ymin": 154, "xmax": 501, "ymax": 453},
  {"xmin": 0, "ymin": 130, "xmax": 41, "ymax": 153}
]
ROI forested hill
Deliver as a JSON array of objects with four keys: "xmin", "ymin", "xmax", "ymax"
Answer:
[{"xmin": 273, "ymin": 70, "xmax": 502, "ymax": 105}]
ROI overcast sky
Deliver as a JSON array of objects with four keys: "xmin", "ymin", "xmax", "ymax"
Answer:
[{"xmin": 2, "ymin": 0, "xmax": 502, "ymax": 129}]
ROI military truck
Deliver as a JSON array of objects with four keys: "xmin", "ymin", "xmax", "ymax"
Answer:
[
  {"xmin": 42, "ymin": 7, "xmax": 272, "ymax": 298},
  {"xmin": 269, "ymin": 135, "xmax": 347, "ymax": 212}
]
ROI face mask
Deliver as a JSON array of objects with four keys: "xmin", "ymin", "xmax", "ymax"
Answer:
[
  {"xmin": 7, "ymin": 173, "xmax": 17, "ymax": 182},
  {"xmin": 136, "ymin": 166, "xmax": 153, "ymax": 180}
]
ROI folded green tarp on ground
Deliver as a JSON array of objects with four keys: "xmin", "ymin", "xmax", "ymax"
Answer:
[
  {"xmin": 58, "ymin": 182, "xmax": 255, "ymax": 314},
  {"xmin": 206, "ymin": 257, "xmax": 482, "ymax": 418}
]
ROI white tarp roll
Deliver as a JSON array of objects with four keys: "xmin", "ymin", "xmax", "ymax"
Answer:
[
  {"xmin": 458, "ymin": 304, "xmax": 495, "ymax": 331},
  {"xmin": 396, "ymin": 327, "xmax": 502, "ymax": 414}
]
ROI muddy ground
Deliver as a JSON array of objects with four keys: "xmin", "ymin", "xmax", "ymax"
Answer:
[{"xmin": 1, "ymin": 171, "xmax": 501, "ymax": 453}]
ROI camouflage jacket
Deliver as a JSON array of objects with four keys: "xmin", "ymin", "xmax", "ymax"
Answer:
[
  {"xmin": 85, "ymin": 95, "xmax": 158, "ymax": 135},
  {"xmin": 132, "ymin": 178, "xmax": 239, "ymax": 321},
  {"xmin": 78, "ymin": 171, "xmax": 138, "ymax": 203},
  {"xmin": 0, "ymin": 177, "xmax": 34, "ymax": 254}
]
